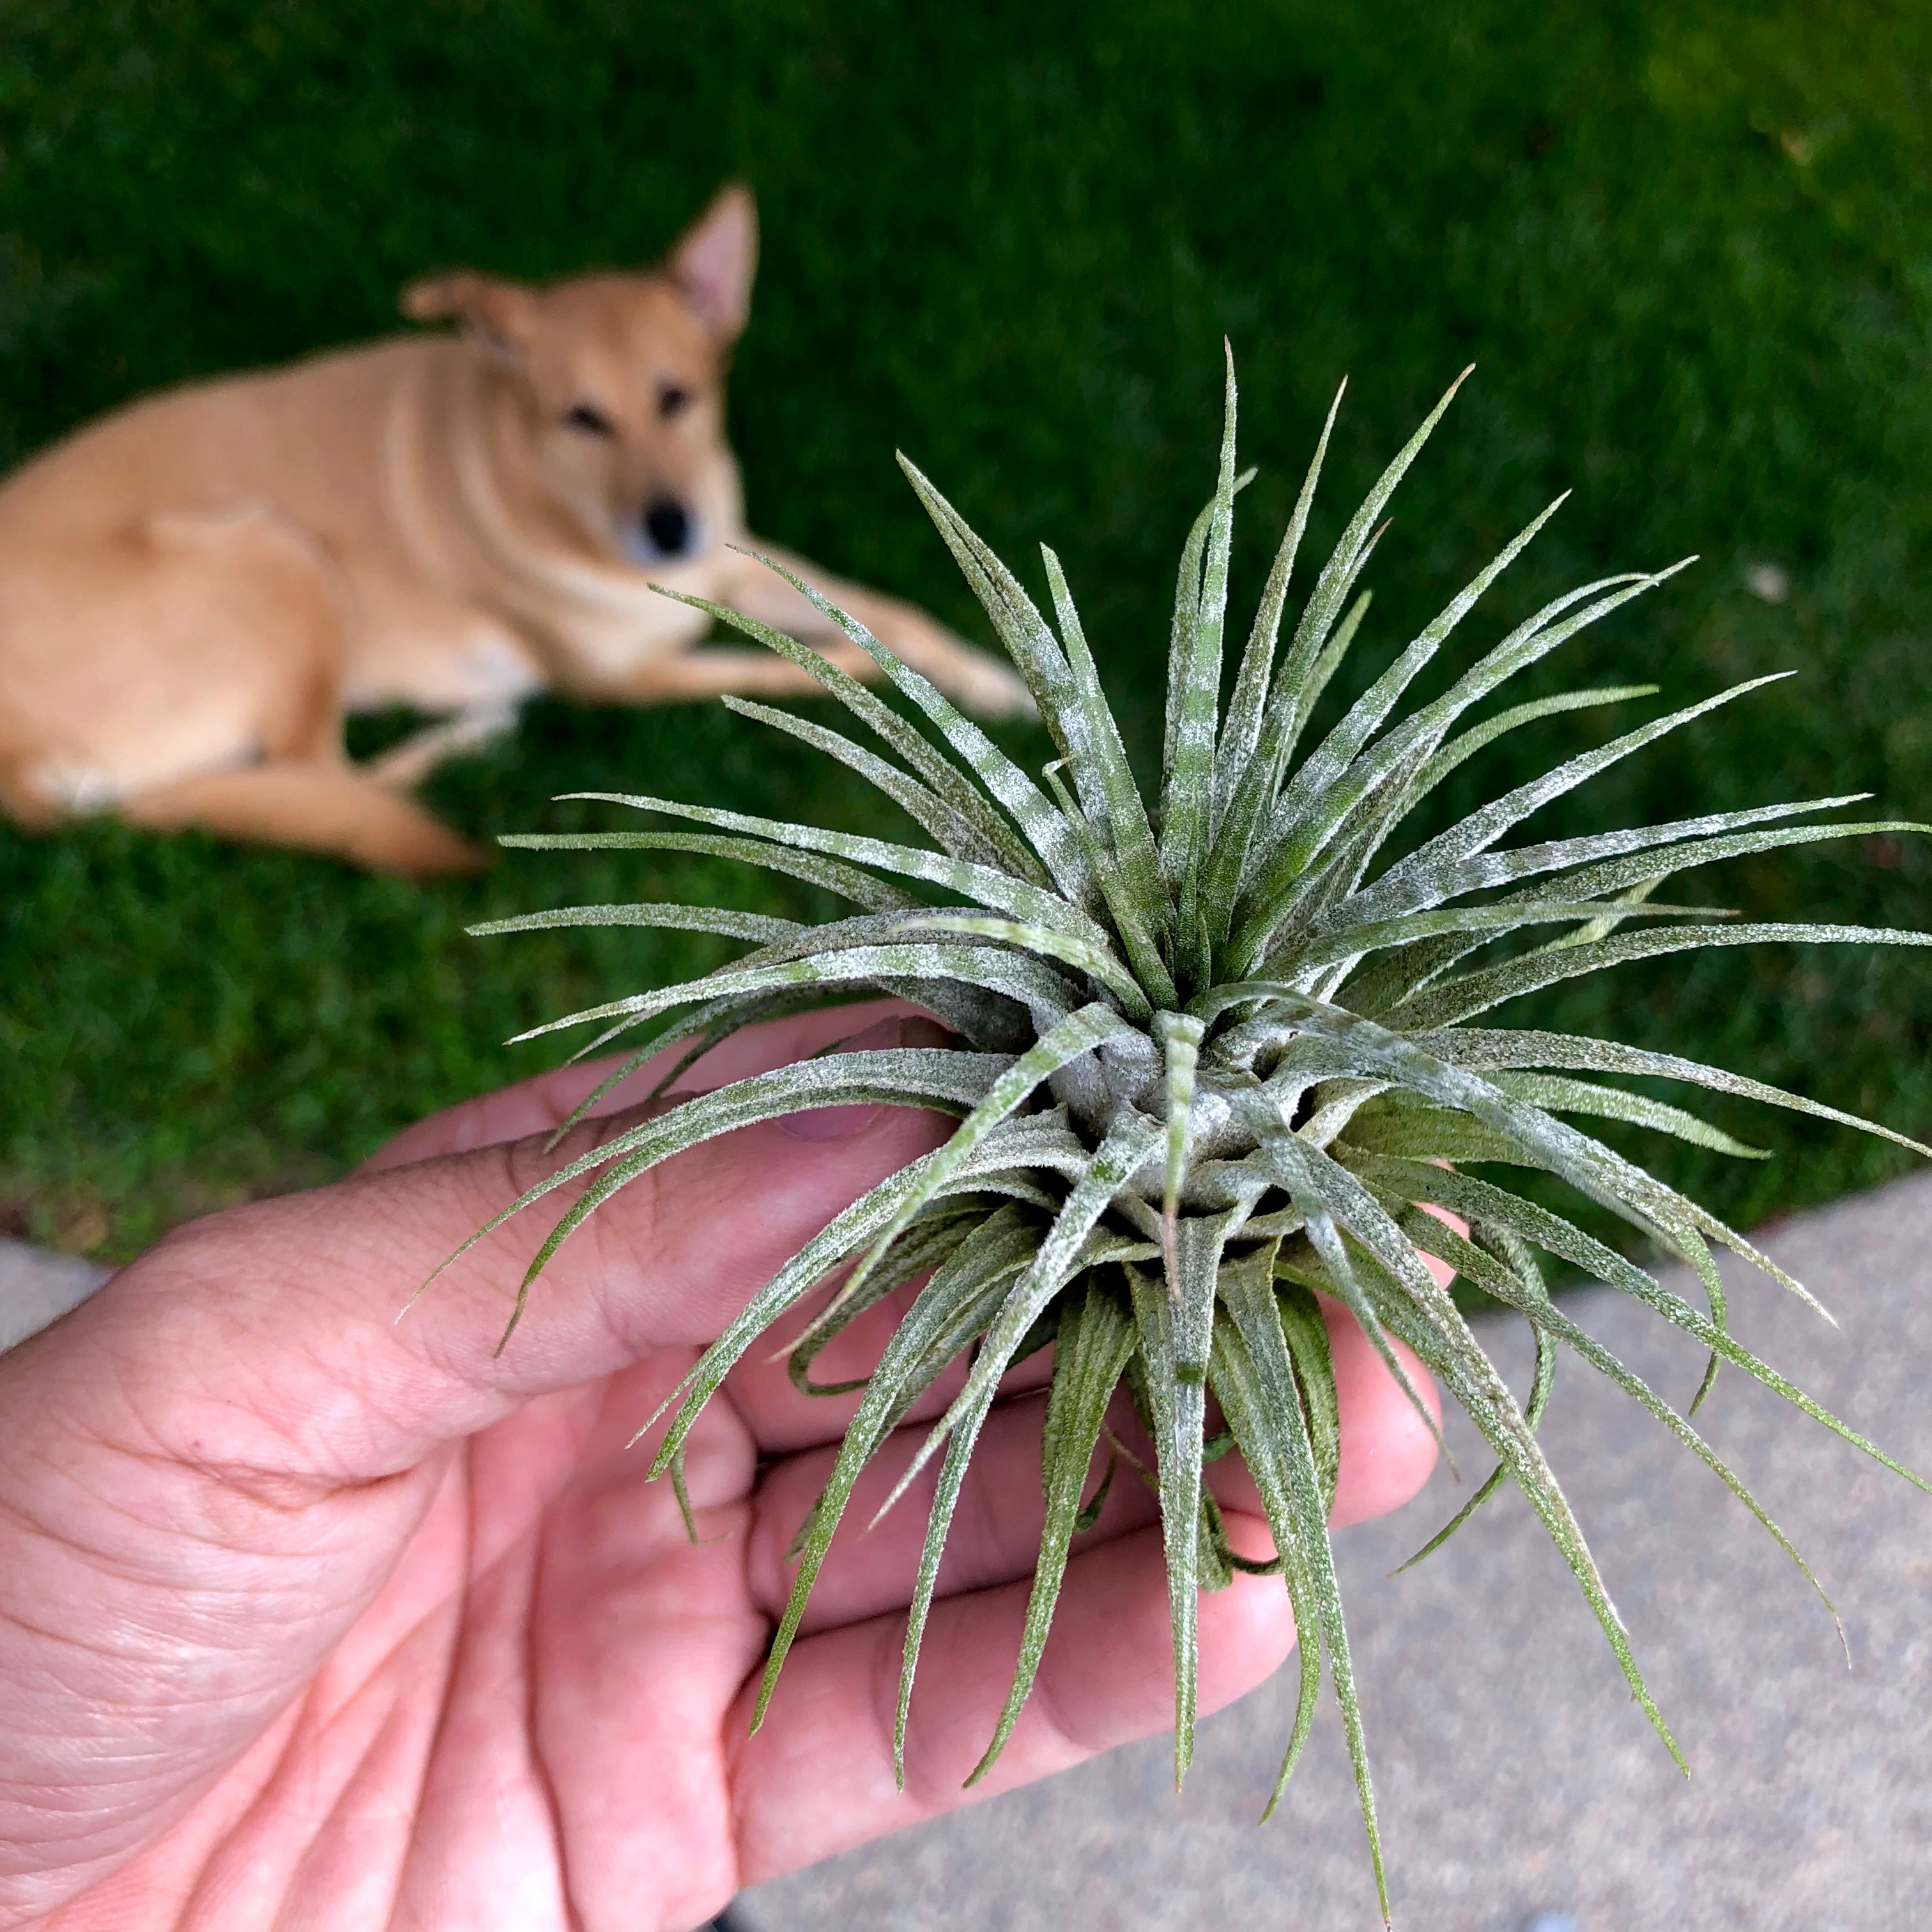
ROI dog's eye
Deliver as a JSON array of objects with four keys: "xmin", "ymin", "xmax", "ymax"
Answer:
[
  {"xmin": 657, "ymin": 385, "xmax": 693, "ymax": 420},
  {"xmin": 564, "ymin": 402, "xmax": 616, "ymax": 437}
]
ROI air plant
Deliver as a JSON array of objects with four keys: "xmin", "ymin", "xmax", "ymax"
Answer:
[{"xmin": 451, "ymin": 354, "xmax": 1929, "ymax": 1919}]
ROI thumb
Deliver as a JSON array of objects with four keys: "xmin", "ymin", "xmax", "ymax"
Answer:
[{"xmin": 8, "ymin": 1091, "xmax": 951, "ymax": 1488}]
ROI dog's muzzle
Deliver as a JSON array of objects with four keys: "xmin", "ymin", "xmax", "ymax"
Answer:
[{"xmin": 624, "ymin": 498, "xmax": 700, "ymax": 565}]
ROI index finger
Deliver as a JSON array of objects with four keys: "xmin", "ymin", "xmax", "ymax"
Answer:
[{"xmin": 15, "ymin": 1035, "xmax": 954, "ymax": 1491}]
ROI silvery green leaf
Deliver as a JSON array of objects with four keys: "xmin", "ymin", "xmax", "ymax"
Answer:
[
  {"xmin": 786, "ymin": 1210, "xmax": 986, "ymax": 1396},
  {"xmin": 467, "ymin": 900, "xmax": 803, "ymax": 944},
  {"xmin": 1206, "ymin": 1296, "xmax": 1325, "ymax": 1800},
  {"xmin": 894, "ymin": 912, "xmax": 1151, "ymax": 1018},
  {"xmin": 1163, "ymin": 500, "xmax": 1215, "ymax": 802},
  {"xmin": 1393, "ymin": 919, "xmax": 1932, "ymax": 1032},
  {"xmin": 1129, "ymin": 1212, "xmax": 1235, "ymax": 1788},
  {"xmin": 1420, "ymin": 1027, "xmax": 1932, "ymax": 1157},
  {"xmin": 1418, "ymin": 684, "xmax": 1660, "ymax": 790},
  {"xmin": 1489, "ymin": 1073, "xmax": 1769, "ymax": 1158},
  {"xmin": 1351, "ymin": 1244, "xmax": 1687, "ymax": 1775},
  {"xmin": 1268, "ymin": 491, "xmax": 1572, "ymax": 850},
  {"xmin": 1160, "ymin": 345, "xmax": 1239, "ymax": 899},
  {"xmin": 1415, "ymin": 567, "xmax": 1675, "ymax": 731},
  {"xmin": 537, "ymin": 983, "xmax": 879, "ymax": 1153},
  {"xmin": 1262, "ymin": 741, "xmax": 1443, "ymax": 974},
  {"xmin": 1296, "ymin": 588, "xmax": 1375, "ymax": 739},
  {"xmin": 969, "ymin": 1274, "xmax": 1137, "ymax": 1782},
  {"xmin": 718, "ymin": 905, "xmax": 1008, "ymax": 970},
  {"xmin": 1226, "ymin": 700, "xmax": 1445, "ymax": 970},
  {"xmin": 1214, "ymin": 381, "xmax": 1346, "ymax": 832},
  {"xmin": 748, "ymin": 545, "xmax": 1102, "ymax": 907},
  {"xmin": 638, "ymin": 1153, "xmax": 957, "ymax": 1469},
  {"xmin": 1156, "ymin": 1009, "xmax": 1206, "ymax": 1234},
  {"xmin": 719, "ymin": 694, "xmax": 1006, "ymax": 867},
  {"xmin": 1354, "ymin": 1157, "xmax": 1930, "ymax": 1497},
  {"xmin": 887, "ymin": 1124, "xmax": 1162, "ymax": 1767},
  {"xmin": 1274, "ymin": 367, "xmax": 1472, "ymax": 740},
  {"xmin": 1273, "ymin": 1275, "xmax": 1342, "ymax": 1517},
  {"xmin": 884, "ymin": 1116, "xmax": 1165, "ymax": 1521},
  {"xmin": 818, "ymin": 1002, "xmax": 1137, "ymax": 1324},
  {"xmin": 556, "ymin": 787, "xmax": 1116, "ymax": 951},
  {"xmin": 1215, "ymin": 1261, "xmax": 1386, "ymax": 1917},
  {"xmin": 1366, "ymin": 672, "xmax": 1792, "ymax": 911},
  {"xmin": 499, "ymin": 827, "xmax": 919, "ymax": 911},
  {"xmin": 1407, "ymin": 1208, "xmax": 1842, "ymax": 1645},
  {"xmin": 473, "ymin": 1048, "xmax": 1001, "ymax": 1344},
  {"xmin": 753, "ymin": 1206, "xmax": 1044, "ymax": 1733},
  {"xmin": 654, "ymin": 578, "xmax": 1053, "ymax": 887},
  {"xmin": 894, "ymin": 457, "xmax": 1116, "ymax": 828},
  {"xmin": 1294, "ymin": 896, "xmax": 1731, "ymax": 977},
  {"xmin": 1292, "ymin": 1074, "xmax": 1394, "ymax": 1152},
  {"xmin": 508, "ymin": 940, "xmax": 1085, "ymax": 1046},
  {"xmin": 1341, "ymin": 795, "xmax": 1874, "ymax": 928},
  {"xmin": 1300, "ymin": 567, "xmax": 1690, "ymax": 919},
  {"xmin": 1202, "ymin": 590, "xmax": 1371, "ymax": 930},
  {"xmin": 1246, "ymin": 1122, "xmax": 1450, "ymax": 1462},
  {"xmin": 1039, "ymin": 546, "xmax": 1177, "ymax": 1001},
  {"xmin": 1394, "ymin": 1302, "xmax": 1554, "ymax": 1574},
  {"xmin": 1222, "ymin": 983, "xmax": 1826, "ymax": 1319},
  {"xmin": 1508, "ymin": 816, "xmax": 1929, "ymax": 912},
  {"xmin": 1338, "ymin": 1098, "xmax": 1540, "ymax": 1165}
]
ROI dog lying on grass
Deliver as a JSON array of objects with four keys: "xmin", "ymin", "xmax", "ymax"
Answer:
[{"xmin": 0, "ymin": 184, "xmax": 1028, "ymax": 873}]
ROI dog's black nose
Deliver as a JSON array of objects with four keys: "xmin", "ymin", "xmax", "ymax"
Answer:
[{"xmin": 643, "ymin": 498, "xmax": 691, "ymax": 557}]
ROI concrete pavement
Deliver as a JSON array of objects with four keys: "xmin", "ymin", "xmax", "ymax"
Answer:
[{"xmin": 0, "ymin": 1236, "xmax": 109, "ymax": 1353}]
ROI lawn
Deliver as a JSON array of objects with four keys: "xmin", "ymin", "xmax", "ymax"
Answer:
[{"xmin": 3, "ymin": 0, "xmax": 1929, "ymax": 1260}]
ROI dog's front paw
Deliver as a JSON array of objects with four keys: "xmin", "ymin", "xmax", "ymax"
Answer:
[
  {"xmin": 887, "ymin": 614, "xmax": 1035, "ymax": 719},
  {"xmin": 862, "ymin": 600, "xmax": 1038, "ymax": 720},
  {"xmin": 950, "ymin": 647, "xmax": 1037, "ymax": 720}
]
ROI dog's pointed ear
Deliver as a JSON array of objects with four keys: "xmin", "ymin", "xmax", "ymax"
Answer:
[
  {"xmin": 666, "ymin": 183, "xmax": 758, "ymax": 341},
  {"xmin": 399, "ymin": 272, "xmax": 540, "ymax": 365}
]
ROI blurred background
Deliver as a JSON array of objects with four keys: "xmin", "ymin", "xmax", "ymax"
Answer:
[{"xmin": 2, "ymin": 0, "xmax": 1929, "ymax": 1272}]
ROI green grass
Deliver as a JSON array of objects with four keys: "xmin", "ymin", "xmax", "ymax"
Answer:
[{"xmin": 3, "ymin": 0, "xmax": 1930, "ymax": 1260}]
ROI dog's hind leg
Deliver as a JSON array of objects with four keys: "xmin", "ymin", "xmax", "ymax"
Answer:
[
  {"xmin": 96, "ymin": 505, "xmax": 484, "ymax": 871},
  {"xmin": 141, "ymin": 502, "xmax": 357, "ymax": 768},
  {"xmin": 120, "ymin": 765, "xmax": 489, "ymax": 875}
]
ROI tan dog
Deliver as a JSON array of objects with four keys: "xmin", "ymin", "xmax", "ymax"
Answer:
[{"xmin": 0, "ymin": 185, "xmax": 1027, "ymax": 872}]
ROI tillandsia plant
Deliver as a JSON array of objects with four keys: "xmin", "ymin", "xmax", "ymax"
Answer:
[{"xmin": 447, "ymin": 352, "xmax": 1931, "ymax": 1919}]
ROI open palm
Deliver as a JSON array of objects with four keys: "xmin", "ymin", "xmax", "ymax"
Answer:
[{"xmin": 0, "ymin": 1005, "xmax": 1439, "ymax": 1932}]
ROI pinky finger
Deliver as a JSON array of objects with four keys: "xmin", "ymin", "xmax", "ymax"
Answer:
[{"xmin": 724, "ymin": 1511, "xmax": 1298, "ymax": 1884}]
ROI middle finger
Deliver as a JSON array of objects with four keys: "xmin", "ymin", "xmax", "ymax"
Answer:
[{"xmin": 741, "ymin": 1296, "xmax": 1442, "ymax": 1634}]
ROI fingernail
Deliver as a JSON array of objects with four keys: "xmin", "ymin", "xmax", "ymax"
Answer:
[
  {"xmin": 836, "ymin": 1015, "xmax": 955, "ymax": 1054},
  {"xmin": 778, "ymin": 1103, "xmax": 883, "ymax": 1142},
  {"xmin": 895, "ymin": 1016, "xmax": 956, "ymax": 1051}
]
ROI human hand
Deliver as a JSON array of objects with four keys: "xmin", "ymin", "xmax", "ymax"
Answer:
[{"xmin": 0, "ymin": 1002, "xmax": 1441, "ymax": 1931}]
